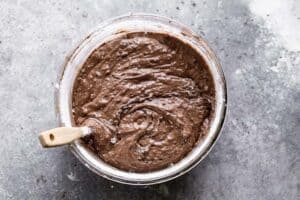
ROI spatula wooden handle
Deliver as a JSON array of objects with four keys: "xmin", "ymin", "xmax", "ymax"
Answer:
[{"xmin": 38, "ymin": 127, "xmax": 91, "ymax": 148}]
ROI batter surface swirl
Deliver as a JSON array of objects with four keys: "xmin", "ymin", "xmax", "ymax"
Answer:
[{"xmin": 72, "ymin": 32, "xmax": 215, "ymax": 172}]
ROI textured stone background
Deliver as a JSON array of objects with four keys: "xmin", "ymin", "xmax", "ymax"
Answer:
[{"xmin": 0, "ymin": 0, "xmax": 299, "ymax": 199}]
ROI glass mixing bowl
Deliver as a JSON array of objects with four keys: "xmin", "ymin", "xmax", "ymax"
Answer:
[{"xmin": 55, "ymin": 13, "xmax": 227, "ymax": 185}]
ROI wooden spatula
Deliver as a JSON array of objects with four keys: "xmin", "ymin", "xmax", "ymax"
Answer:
[{"xmin": 38, "ymin": 127, "xmax": 92, "ymax": 148}]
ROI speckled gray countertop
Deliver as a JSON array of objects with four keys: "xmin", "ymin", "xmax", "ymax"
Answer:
[{"xmin": 0, "ymin": 0, "xmax": 299, "ymax": 199}]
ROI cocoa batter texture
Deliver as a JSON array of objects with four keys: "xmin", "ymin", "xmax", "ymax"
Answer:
[{"xmin": 72, "ymin": 32, "xmax": 215, "ymax": 172}]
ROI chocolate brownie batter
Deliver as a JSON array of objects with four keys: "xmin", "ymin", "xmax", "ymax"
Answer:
[{"xmin": 72, "ymin": 32, "xmax": 215, "ymax": 172}]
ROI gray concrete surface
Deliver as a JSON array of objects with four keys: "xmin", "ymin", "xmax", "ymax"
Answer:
[{"xmin": 0, "ymin": 0, "xmax": 299, "ymax": 199}]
